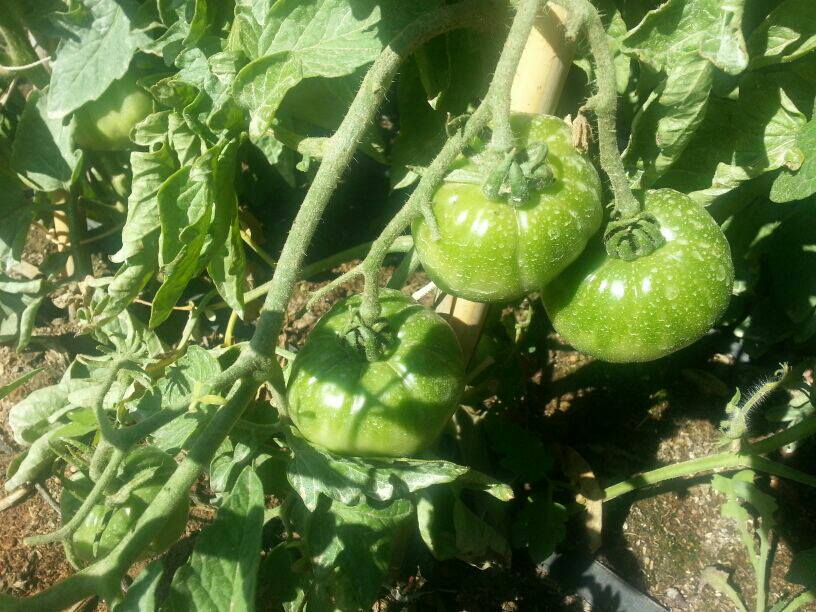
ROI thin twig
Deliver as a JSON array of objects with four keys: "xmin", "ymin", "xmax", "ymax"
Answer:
[
  {"xmin": 0, "ymin": 55, "xmax": 50, "ymax": 73},
  {"xmin": 0, "ymin": 487, "xmax": 33, "ymax": 513}
]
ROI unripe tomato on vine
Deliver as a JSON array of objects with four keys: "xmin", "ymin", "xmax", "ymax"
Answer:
[
  {"xmin": 286, "ymin": 289, "xmax": 465, "ymax": 457},
  {"xmin": 73, "ymin": 72, "xmax": 152, "ymax": 151},
  {"xmin": 412, "ymin": 113, "xmax": 603, "ymax": 303},
  {"xmin": 542, "ymin": 189, "xmax": 734, "ymax": 363}
]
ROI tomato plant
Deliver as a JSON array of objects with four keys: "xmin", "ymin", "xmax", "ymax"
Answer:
[
  {"xmin": 61, "ymin": 445, "xmax": 189, "ymax": 564},
  {"xmin": 542, "ymin": 189, "xmax": 734, "ymax": 362},
  {"xmin": 72, "ymin": 73, "xmax": 152, "ymax": 151},
  {"xmin": 287, "ymin": 289, "xmax": 465, "ymax": 456},
  {"xmin": 412, "ymin": 114, "xmax": 602, "ymax": 303},
  {"xmin": 1, "ymin": 0, "xmax": 815, "ymax": 610}
]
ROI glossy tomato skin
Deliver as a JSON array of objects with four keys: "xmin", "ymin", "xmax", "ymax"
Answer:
[
  {"xmin": 73, "ymin": 73, "xmax": 152, "ymax": 151},
  {"xmin": 542, "ymin": 189, "xmax": 734, "ymax": 363},
  {"xmin": 412, "ymin": 114, "xmax": 602, "ymax": 303},
  {"xmin": 287, "ymin": 289, "xmax": 465, "ymax": 457},
  {"xmin": 63, "ymin": 445, "xmax": 188, "ymax": 564}
]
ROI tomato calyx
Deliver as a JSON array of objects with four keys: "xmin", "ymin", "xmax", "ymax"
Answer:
[
  {"xmin": 603, "ymin": 211, "xmax": 666, "ymax": 261},
  {"xmin": 481, "ymin": 144, "xmax": 554, "ymax": 205},
  {"xmin": 342, "ymin": 308, "xmax": 394, "ymax": 362}
]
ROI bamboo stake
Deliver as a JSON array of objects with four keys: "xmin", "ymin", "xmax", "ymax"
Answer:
[{"xmin": 436, "ymin": 2, "xmax": 575, "ymax": 363}]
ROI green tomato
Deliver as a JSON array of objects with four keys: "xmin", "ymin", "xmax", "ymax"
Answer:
[
  {"xmin": 73, "ymin": 73, "xmax": 152, "ymax": 151},
  {"xmin": 62, "ymin": 445, "xmax": 188, "ymax": 565},
  {"xmin": 287, "ymin": 289, "xmax": 465, "ymax": 457},
  {"xmin": 412, "ymin": 113, "xmax": 603, "ymax": 303},
  {"xmin": 542, "ymin": 189, "xmax": 734, "ymax": 363}
]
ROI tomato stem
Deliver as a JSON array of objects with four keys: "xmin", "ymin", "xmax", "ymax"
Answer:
[
  {"xmin": 252, "ymin": 1, "xmax": 497, "ymax": 353},
  {"xmin": 488, "ymin": 0, "xmax": 543, "ymax": 153},
  {"xmin": 604, "ymin": 413, "xmax": 816, "ymax": 501},
  {"xmin": 558, "ymin": 0, "xmax": 640, "ymax": 220}
]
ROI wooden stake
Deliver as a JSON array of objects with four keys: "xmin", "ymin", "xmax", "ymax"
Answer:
[{"xmin": 436, "ymin": 2, "xmax": 575, "ymax": 363}]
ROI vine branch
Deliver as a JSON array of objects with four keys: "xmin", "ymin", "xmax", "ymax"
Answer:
[
  {"xmin": 559, "ymin": 0, "xmax": 640, "ymax": 220},
  {"xmin": 251, "ymin": 0, "xmax": 496, "ymax": 354}
]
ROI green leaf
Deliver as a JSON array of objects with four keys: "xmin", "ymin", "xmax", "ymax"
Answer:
[
  {"xmin": 233, "ymin": 0, "xmax": 382, "ymax": 139},
  {"xmin": 164, "ymin": 466, "xmax": 264, "ymax": 612},
  {"xmin": 771, "ymin": 117, "xmax": 816, "ymax": 202},
  {"xmin": 748, "ymin": 0, "xmax": 816, "ymax": 69},
  {"xmin": 0, "ymin": 169, "xmax": 34, "ymax": 272},
  {"xmin": 286, "ymin": 431, "xmax": 512, "ymax": 512},
  {"xmin": 11, "ymin": 90, "xmax": 80, "ymax": 192},
  {"xmin": 512, "ymin": 495, "xmax": 567, "ymax": 563},
  {"xmin": 114, "ymin": 559, "xmax": 165, "ymax": 612},
  {"xmin": 4, "ymin": 410, "xmax": 97, "ymax": 491},
  {"xmin": 99, "ymin": 143, "xmax": 176, "ymax": 322},
  {"xmin": 622, "ymin": 0, "xmax": 748, "ymax": 189},
  {"xmin": 257, "ymin": 544, "xmax": 306, "ymax": 610},
  {"xmin": 147, "ymin": 346, "xmax": 222, "ymax": 454},
  {"xmin": 0, "ymin": 277, "xmax": 45, "ymax": 351},
  {"xmin": 307, "ymin": 496, "xmax": 414, "ymax": 610},
  {"xmin": 151, "ymin": 139, "xmax": 239, "ymax": 327},
  {"xmin": 416, "ymin": 486, "xmax": 509, "ymax": 562},
  {"xmin": 8, "ymin": 379, "xmax": 93, "ymax": 445},
  {"xmin": 207, "ymin": 215, "xmax": 245, "ymax": 317},
  {"xmin": 47, "ymin": 0, "xmax": 151, "ymax": 119},
  {"xmin": 390, "ymin": 27, "xmax": 500, "ymax": 189},
  {"xmin": 0, "ymin": 368, "xmax": 43, "ymax": 402}
]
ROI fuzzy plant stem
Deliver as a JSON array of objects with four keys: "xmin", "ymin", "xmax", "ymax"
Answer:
[
  {"xmin": 488, "ymin": 0, "xmax": 543, "ymax": 152},
  {"xmin": 604, "ymin": 413, "xmax": 816, "ymax": 501},
  {"xmin": 360, "ymin": 0, "xmax": 543, "ymax": 324},
  {"xmin": 25, "ymin": 449, "xmax": 126, "ymax": 546},
  {"xmin": 562, "ymin": 0, "xmax": 639, "ymax": 219},
  {"xmin": 251, "ymin": 0, "xmax": 496, "ymax": 355}
]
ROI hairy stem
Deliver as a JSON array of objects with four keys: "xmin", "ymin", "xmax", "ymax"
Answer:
[
  {"xmin": 25, "ymin": 449, "xmax": 125, "ymax": 547},
  {"xmin": 251, "ymin": 1, "xmax": 495, "ymax": 354},
  {"xmin": 562, "ymin": 0, "xmax": 639, "ymax": 219},
  {"xmin": 489, "ymin": 0, "xmax": 542, "ymax": 152},
  {"xmin": 360, "ymin": 0, "xmax": 542, "ymax": 322},
  {"xmin": 210, "ymin": 236, "xmax": 413, "ymax": 312},
  {"xmin": 604, "ymin": 414, "xmax": 816, "ymax": 501}
]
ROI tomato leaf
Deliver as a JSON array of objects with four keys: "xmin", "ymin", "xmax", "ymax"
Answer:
[
  {"xmin": 771, "ymin": 116, "xmax": 816, "ymax": 202},
  {"xmin": 46, "ymin": 0, "xmax": 151, "ymax": 119},
  {"xmin": 287, "ymin": 431, "xmax": 512, "ymax": 512},
  {"xmin": 11, "ymin": 90, "xmax": 80, "ymax": 192},
  {"xmin": 113, "ymin": 559, "xmax": 165, "ymax": 612},
  {"xmin": 307, "ymin": 495, "xmax": 414, "ymax": 610},
  {"xmin": 748, "ymin": 0, "xmax": 816, "ymax": 69},
  {"xmin": 233, "ymin": 0, "xmax": 382, "ymax": 139},
  {"xmin": 164, "ymin": 466, "xmax": 264, "ymax": 612},
  {"xmin": 0, "ymin": 170, "xmax": 34, "ymax": 273},
  {"xmin": 787, "ymin": 548, "xmax": 816, "ymax": 589},
  {"xmin": 622, "ymin": 0, "xmax": 748, "ymax": 190}
]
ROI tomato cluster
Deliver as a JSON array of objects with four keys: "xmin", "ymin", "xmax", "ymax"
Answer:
[{"xmin": 290, "ymin": 113, "xmax": 734, "ymax": 457}]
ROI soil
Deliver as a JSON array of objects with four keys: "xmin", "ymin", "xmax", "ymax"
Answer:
[{"xmin": 1, "ymin": 252, "xmax": 815, "ymax": 611}]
